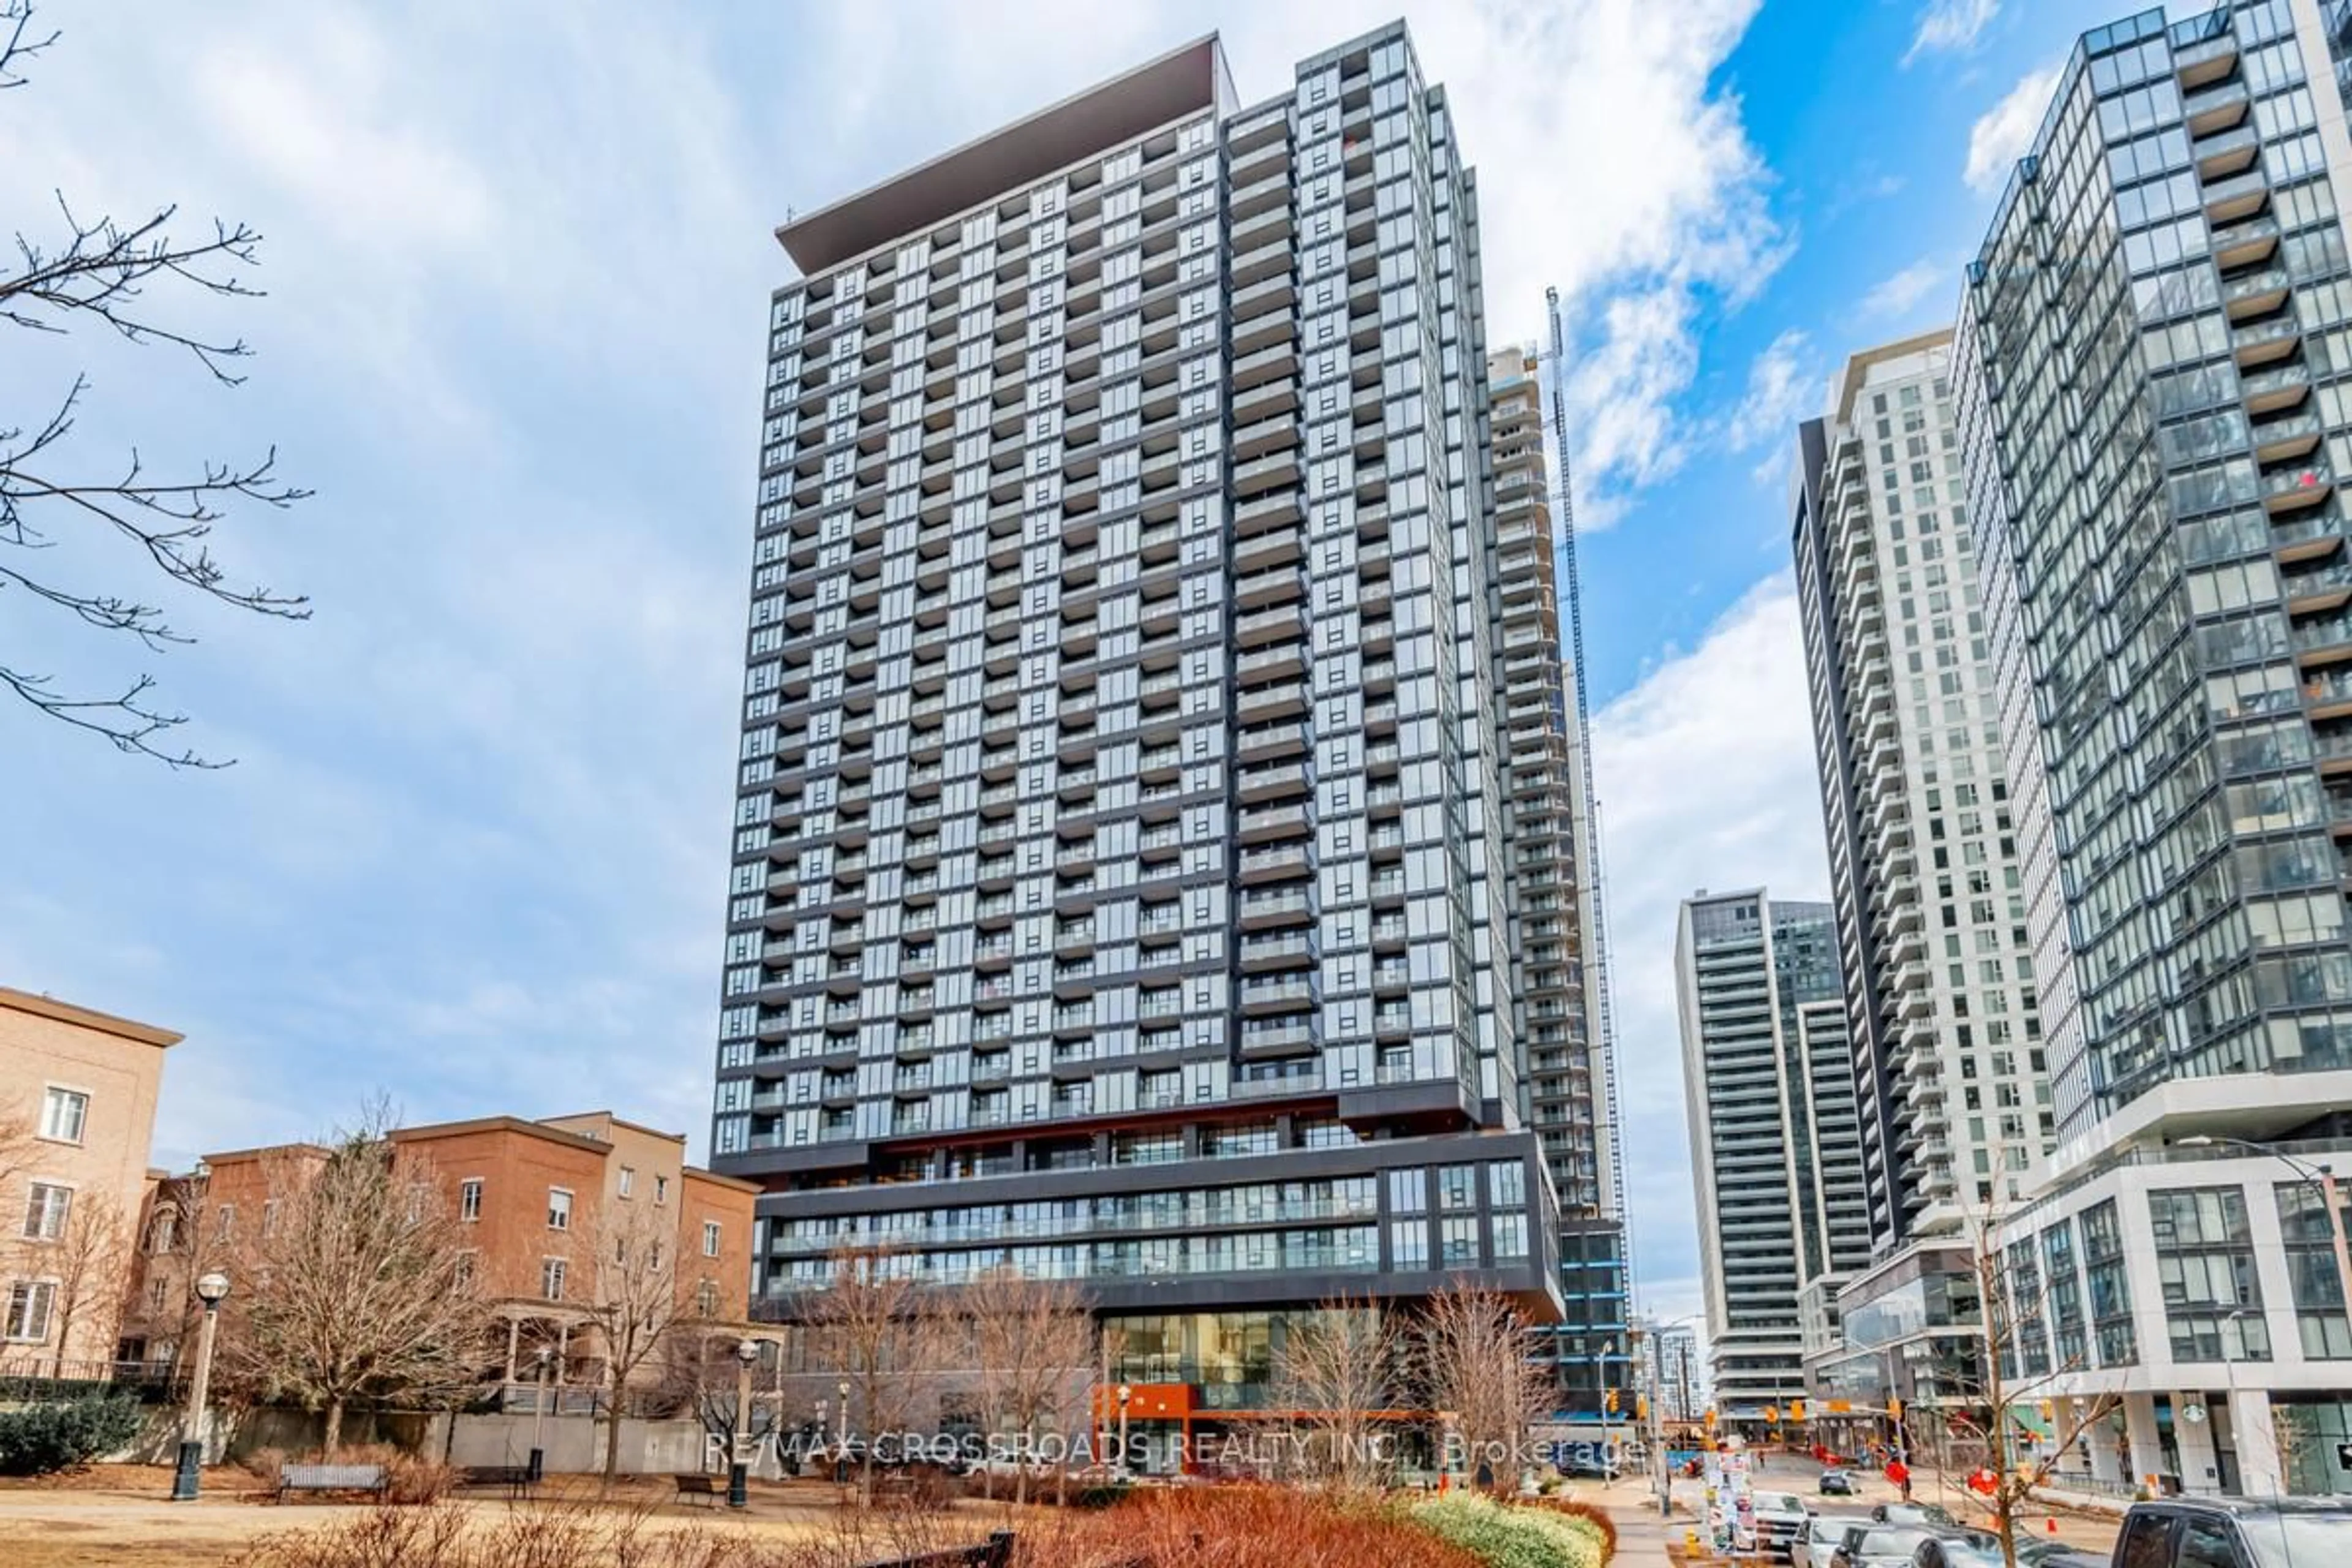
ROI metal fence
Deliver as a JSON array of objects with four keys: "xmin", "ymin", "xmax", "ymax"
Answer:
[{"xmin": 0, "ymin": 1358, "xmax": 182, "ymax": 1404}]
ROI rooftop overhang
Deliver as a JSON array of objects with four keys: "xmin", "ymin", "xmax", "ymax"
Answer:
[{"xmin": 775, "ymin": 35, "xmax": 1229, "ymax": 275}]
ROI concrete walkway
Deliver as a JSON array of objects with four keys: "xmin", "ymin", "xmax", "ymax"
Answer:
[{"xmin": 1604, "ymin": 1504, "xmax": 1681, "ymax": 1566}]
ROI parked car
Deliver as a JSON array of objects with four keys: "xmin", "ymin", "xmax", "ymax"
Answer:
[
  {"xmin": 1874, "ymin": 1501, "xmax": 1962, "ymax": 1529},
  {"xmin": 1753, "ymin": 1490, "xmax": 1815, "ymax": 1559},
  {"xmin": 1830, "ymin": 1525, "xmax": 1932, "ymax": 1568},
  {"xmin": 1820, "ymin": 1468, "xmax": 1860, "ymax": 1495},
  {"xmin": 1793, "ymin": 1514, "xmax": 1856, "ymax": 1568},
  {"xmin": 2110, "ymin": 1498, "xmax": 2352, "ymax": 1567},
  {"xmin": 1910, "ymin": 1533, "xmax": 2006, "ymax": 1567}
]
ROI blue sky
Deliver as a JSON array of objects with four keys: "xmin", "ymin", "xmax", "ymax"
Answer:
[{"xmin": 4, "ymin": 0, "xmax": 2119, "ymax": 1334}]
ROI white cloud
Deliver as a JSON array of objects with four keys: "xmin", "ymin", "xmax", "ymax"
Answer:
[
  {"xmin": 1862, "ymin": 256, "xmax": 1951, "ymax": 320},
  {"xmin": 1904, "ymin": 0, "xmax": 1999, "ymax": 67},
  {"xmin": 1966, "ymin": 65, "xmax": 2060, "ymax": 195},
  {"xmin": 749, "ymin": 3, "xmax": 1783, "ymax": 524},
  {"xmin": 1726, "ymin": 328, "xmax": 1815, "ymax": 453},
  {"xmin": 1591, "ymin": 574, "xmax": 1830, "ymax": 1313}
]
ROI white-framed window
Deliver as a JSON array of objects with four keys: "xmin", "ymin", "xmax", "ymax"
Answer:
[
  {"xmin": 654, "ymin": 1175, "xmax": 669, "ymax": 1205},
  {"xmin": 617, "ymin": 1167, "xmax": 635, "ymax": 1199},
  {"xmin": 261, "ymin": 1198, "xmax": 280, "ymax": 1237},
  {"xmin": 459, "ymin": 1179, "xmax": 483, "ymax": 1223},
  {"xmin": 547, "ymin": 1188, "xmax": 573, "ymax": 1231},
  {"xmin": 149, "ymin": 1212, "xmax": 177, "ymax": 1255},
  {"xmin": 540, "ymin": 1258, "xmax": 567, "ymax": 1302},
  {"xmin": 703, "ymin": 1221, "xmax": 722, "ymax": 1258},
  {"xmin": 39, "ymin": 1087, "xmax": 88, "ymax": 1145},
  {"xmin": 4, "ymin": 1280, "xmax": 56, "ymax": 1343},
  {"xmin": 216, "ymin": 1203, "xmax": 236, "ymax": 1240},
  {"xmin": 454, "ymin": 1251, "xmax": 476, "ymax": 1290},
  {"xmin": 21, "ymin": 1183, "xmax": 71, "ymax": 1242},
  {"xmin": 696, "ymin": 1280, "xmax": 720, "ymax": 1318}
]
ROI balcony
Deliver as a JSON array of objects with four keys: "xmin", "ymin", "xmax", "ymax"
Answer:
[
  {"xmin": 2293, "ymin": 614, "xmax": 2352, "ymax": 665},
  {"xmin": 2283, "ymin": 561, "xmax": 2352, "ymax": 616},
  {"xmin": 2184, "ymin": 72, "xmax": 2250, "ymax": 135},
  {"xmin": 2194, "ymin": 121, "xmax": 2260, "ymax": 181},
  {"xmin": 2212, "ymin": 212, "xmax": 2281, "ymax": 270},
  {"xmin": 2242, "ymin": 360, "xmax": 2310, "ymax": 415},
  {"xmin": 2173, "ymin": 26, "xmax": 2230, "ymax": 90},
  {"xmin": 2234, "ymin": 312, "xmax": 2302, "ymax": 369},
  {"xmin": 2255, "ymin": 410, "xmax": 2323, "ymax": 465},
  {"xmin": 2223, "ymin": 265, "xmax": 2291, "ymax": 323},
  {"xmin": 2204, "ymin": 166, "xmax": 2270, "ymax": 228},
  {"xmin": 2263, "ymin": 464, "xmax": 2334, "ymax": 514}
]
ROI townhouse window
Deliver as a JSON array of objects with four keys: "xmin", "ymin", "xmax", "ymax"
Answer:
[
  {"xmin": 618, "ymin": 1167, "xmax": 635, "ymax": 1199},
  {"xmin": 21, "ymin": 1183, "xmax": 71, "ymax": 1242},
  {"xmin": 703, "ymin": 1221, "xmax": 723, "ymax": 1258},
  {"xmin": 696, "ymin": 1281, "xmax": 720, "ymax": 1318},
  {"xmin": 459, "ymin": 1180, "xmax": 483, "ymax": 1223},
  {"xmin": 39, "ymin": 1087, "xmax": 88, "ymax": 1145},
  {"xmin": 541, "ymin": 1259, "xmax": 567, "ymax": 1302},
  {"xmin": 548, "ymin": 1188, "xmax": 573, "ymax": 1231},
  {"xmin": 4, "ymin": 1281, "xmax": 55, "ymax": 1343},
  {"xmin": 454, "ymin": 1252, "xmax": 475, "ymax": 1289},
  {"xmin": 655, "ymin": 1176, "xmax": 670, "ymax": 1205}
]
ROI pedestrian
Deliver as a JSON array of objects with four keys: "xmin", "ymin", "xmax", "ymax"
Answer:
[{"xmin": 1887, "ymin": 1455, "xmax": 1911, "ymax": 1502}]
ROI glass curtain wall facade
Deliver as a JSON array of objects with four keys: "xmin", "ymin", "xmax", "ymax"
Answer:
[
  {"xmin": 1959, "ymin": 0, "xmax": 2352, "ymax": 1139},
  {"xmin": 1676, "ymin": 891, "xmax": 1873, "ymax": 1419},
  {"xmin": 710, "ymin": 28, "xmax": 1562, "ymax": 1395}
]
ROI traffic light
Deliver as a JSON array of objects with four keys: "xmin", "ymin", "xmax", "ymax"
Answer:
[
  {"xmin": 1765, "ymin": 1404, "xmax": 1780, "ymax": 1423},
  {"xmin": 1605, "ymin": 1389, "xmax": 1620, "ymax": 1415},
  {"xmin": 1637, "ymin": 1395, "xmax": 1650, "ymax": 1422},
  {"xmin": 1790, "ymin": 1399, "xmax": 1806, "ymax": 1422},
  {"xmin": 1888, "ymin": 1396, "xmax": 1904, "ymax": 1422},
  {"xmin": 2038, "ymin": 1401, "xmax": 2055, "ymax": 1421}
]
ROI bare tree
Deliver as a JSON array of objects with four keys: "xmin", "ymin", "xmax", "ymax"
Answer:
[
  {"xmin": 1, "ymin": 3, "xmax": 309, "ymax": 767},
  {"xmin": 1273, "ymin": 1296, "xmax": 1400, "ymax": 1491},
  {"xmin": 1413, "ymin": 1283, "xmax": 1550, "ymax": 1490},
  {"xmin": 807, "ymin": 1245, "xmax": 947, "ymax": 1504},
  {"xmin": 226, "ymin": 1121, "xmax": 491, "ymax": 1455},
  {"xmin": 24, "ymin": 1189, "xmax": 128, "ymax": 1376},
  {"xmin": 1947, "ymin": 1204, "xmax": 2125, "ymax": 1568},
  {"xmin": 962, "ymin": 1267, "xmax": 1093, "ymax": 1504},
  {"xmin": 585, "ymin": 1198, "xmax": 692, "ymax": 1489}
]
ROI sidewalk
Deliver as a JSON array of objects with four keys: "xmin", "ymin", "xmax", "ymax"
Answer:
[{"xmin": 1605, "ymin": 1506, "xmax": 1679, "ymax": 1567}]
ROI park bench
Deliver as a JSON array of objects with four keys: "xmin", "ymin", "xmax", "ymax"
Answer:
[
  {"xmin": 673, "ymin": 1471, "xmax": 722, "ymax": 1507},
  {"xmin": 275, "ymin": 1462, "xmax": 390, "ymax": 1502},
  {"xmin": 457, "ymin": 1464, "xmax": 536, "ymax": 1499},
  {"xmin": 857, "ymin": 1532, "xmax": 1017, "ymax": 1568}
]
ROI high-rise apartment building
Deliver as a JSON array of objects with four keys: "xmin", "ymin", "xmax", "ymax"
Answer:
[
  {"xmin": 1675, "ymin": 891, "xmax": 1872, "ymax": 1422},
  {"xmin": 1958, "ymin": 1, "xmax": 2352, "ymax": 1498},
  {"xmin": 707, "ymin": 28, "xmax": 1566, "ymax": 1464},
  {"xmin": 1488, "ymin": 347, "xmax": 1631, "ymax": 1425},
  {"xmin": 1792, "ymin": 330, "xmax": 2053, "ymax": 1243},
  {"xmin": 1788, "ymin": 333, "xmax": 2056, "ymax": 1426}
]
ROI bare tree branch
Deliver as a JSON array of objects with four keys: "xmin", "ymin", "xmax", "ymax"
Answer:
[
  {"xmin": 0, "ymin": 2, "xmax": 56, "ymax": 91},
  {"xmin": 1, "ymin": 5, "xmax": 312, "ymax": 766}
]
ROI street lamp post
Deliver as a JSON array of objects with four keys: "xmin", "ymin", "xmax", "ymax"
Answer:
[
  {"xmin": 1115, "ymin": 1382, "xmax": 1133, "ymax": 1477},
  {"xmin": 728, "ymin": 1340, "xmax": 761, "ymax": 1509},
  {"xmin": 2180, "ymin": 1136, "xmax": 2352, "ymax": 1343},
  {"xmin": 837, "ymin": 1378, "xmax": 851, "ymax": 1488},
  {"xmin": 529, "ymin": 1345, "xmax": 553, "ymax": 1482},
  {"xmin": 170, "ymin": 1271, "xmax": 231, "ymax": 1502}
]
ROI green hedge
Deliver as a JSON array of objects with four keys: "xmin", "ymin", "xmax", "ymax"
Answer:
[
  {"xmin": 0, "ymin": 1394, "xmax": 146, "ymax": 1476},
  {"xmin": 1410, "ymin": 1493, "xmax": 1607, "ymax": 1568}
]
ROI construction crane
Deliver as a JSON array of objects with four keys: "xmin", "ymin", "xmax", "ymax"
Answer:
[{"xmin": 1543, "ymin": 285, "xmax": 1637, "ymax": 1311}]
